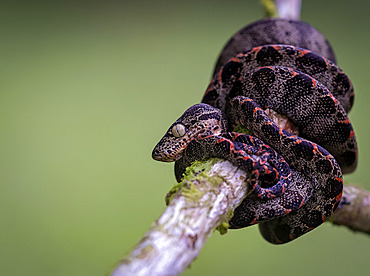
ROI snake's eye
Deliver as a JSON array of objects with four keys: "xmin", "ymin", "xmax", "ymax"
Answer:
[{"xmin": 171, "ymin": 123, "xmax": 186, "ymax": 137}]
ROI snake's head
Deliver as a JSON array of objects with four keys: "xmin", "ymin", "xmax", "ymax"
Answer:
[{"xmin": 152, "ymin": 103, "xmax": 228, "ymax": 162}]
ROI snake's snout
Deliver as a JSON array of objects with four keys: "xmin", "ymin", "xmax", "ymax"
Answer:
[
  {"xmin": 152, "ymin": 148, "xmax": 163, "ymax": 161},
  {"xmin": 152, "ymin": 144, "xmax": 182, "ymax": 162},
  {"xmin": 152, "ymin": 147, "xmax": 173, "ymax": 162}
]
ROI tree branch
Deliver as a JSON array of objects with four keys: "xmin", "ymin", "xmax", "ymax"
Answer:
[
  {"xmin": 111, "ymin": 159, "xmax": 248, "ymax": 276},
  {"xmin": 275, "ymin": 0, "xmax": 302, "ymax": 20},
  {"xmin": 330, "ymin": 185, "xmax": 370, "ymax": 234}
]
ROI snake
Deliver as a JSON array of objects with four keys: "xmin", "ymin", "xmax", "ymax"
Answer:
[{"xmin": 152, "ymin": 18, "xmax": 357, "ymax": 243}]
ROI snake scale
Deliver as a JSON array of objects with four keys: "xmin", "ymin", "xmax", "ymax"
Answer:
[{"xmin": 152, "ymin": 18, "xmax": 358, "ymax": 244}]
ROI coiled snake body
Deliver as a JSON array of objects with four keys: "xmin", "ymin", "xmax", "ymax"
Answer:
[{"xmin": 152, "ymin": 18, "xmax": 358, "ymax": 244}]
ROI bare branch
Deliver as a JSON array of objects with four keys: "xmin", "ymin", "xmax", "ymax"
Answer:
[
  {"xmin": 330, "ymin": 185, "xmax": 370, "ymax": 234},
  {"xmin": 275, "ymin": 0, "xmax": 302, "ymax": 20}
]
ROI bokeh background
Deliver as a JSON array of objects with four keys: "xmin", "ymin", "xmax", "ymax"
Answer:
[{"xmin": 1, "ymin": 0, "xmax": 369, "ymax": 275}]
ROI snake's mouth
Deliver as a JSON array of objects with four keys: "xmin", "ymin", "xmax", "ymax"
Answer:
[{"xmin": 152, "ymin": 147, "xmax": 183, "ymax": 162}]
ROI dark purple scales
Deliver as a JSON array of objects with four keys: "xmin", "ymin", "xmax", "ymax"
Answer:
[
  {"xmin": 213, "ymin": 18, "xmax": 336, "ymax": 75},
  {"xmin": 226, "ymin": 98, "xmax": 343, "ymax": 243},
  {"xmin": 204, "ymin": 65, "xmax": 357, "ymax": 173},
  {"xmin": 202, "ymin": 19, "xmax": 358, "ymax": 174},
  {"xmin": 213, "ymin": 45, "xmax": 353, "ymax": 112}
]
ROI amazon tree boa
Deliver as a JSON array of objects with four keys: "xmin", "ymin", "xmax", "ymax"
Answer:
[{"xmin": 152, "ymin": 18, "xmax": 358, "ymax": 244}]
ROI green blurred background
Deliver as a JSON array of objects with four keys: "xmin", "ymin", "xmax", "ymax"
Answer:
[{"xmin": 1, "ymin": 0, "xmax": 369, "ymax": 275}]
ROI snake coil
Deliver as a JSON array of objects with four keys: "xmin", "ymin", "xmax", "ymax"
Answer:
[{"xmin": 153, "ymin": 18, "xmax": 358, "ymax": 244}]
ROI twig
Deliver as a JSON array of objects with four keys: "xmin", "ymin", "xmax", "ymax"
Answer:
[{"xmin": 261, "ymin": 0, "xmax": 278, "ymax": 17}]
